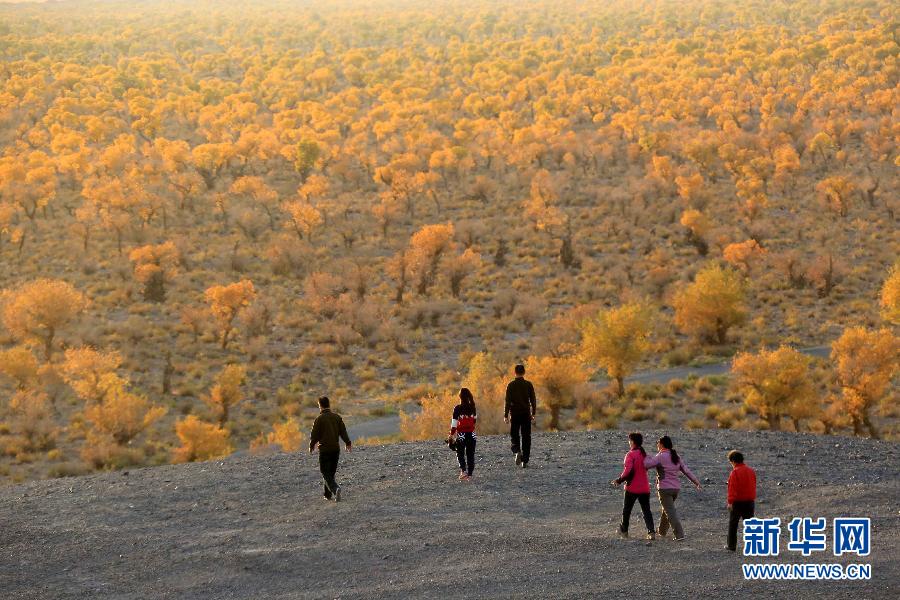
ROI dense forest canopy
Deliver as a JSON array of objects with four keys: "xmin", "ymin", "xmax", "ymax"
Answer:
[{"xmin": 0, "ymin": 0, "xmax": 897, "ymax": 482}]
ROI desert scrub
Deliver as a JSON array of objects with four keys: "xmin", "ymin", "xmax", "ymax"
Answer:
[
  {"xmin": 705, "ymin": 375, "xmax": 729, "ymax": 387},
  {"xmin": 685, "ymin": 418, "xmax": 706, "ymax": 430},
  {"xmin": 715, "ymin": 409, "xmax": 737, "ymax": 429},
  {"xmin": 665, "ymin": 378, "xmax": 687, "ymax": 395},
  {"xmin": 624, "ymin": 408, "xmax": 651, "ymax": 422},
  {"xmin": 663, "ymin": 347, "xmax": 692, "ymax": 366},
  {"xmin": 360, "ymin": 380, "xmax": 384, "ymax": 394},
  {"xmin": 694, "ymin": 378, "xmax": 715, "ymax": 393}
]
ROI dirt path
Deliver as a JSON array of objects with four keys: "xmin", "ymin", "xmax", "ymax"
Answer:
[
  {"xmin": 351, "ymin": 346, "xmax": 833, "ymax": 439},
  {"xmin": 1, "ymin": 430, "xmax": 897, "ymax": 599}
]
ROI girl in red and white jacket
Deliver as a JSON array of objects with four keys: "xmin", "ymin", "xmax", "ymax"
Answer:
[
  {"xmin": 449, "ymin": 388, "xmax": 477, "ymax": 480},
  {"xmin": 611, "ymin": 432, "xmax": 656, "ymax": 540}
]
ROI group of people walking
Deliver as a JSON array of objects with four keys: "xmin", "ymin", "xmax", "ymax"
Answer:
[
  {"xmin": 448, "ymin": 363, "xmax": 536, "ymax": 478},
  {"xmin": 308, "ymin": 364, "xmax": 758, "ymax": 550}
]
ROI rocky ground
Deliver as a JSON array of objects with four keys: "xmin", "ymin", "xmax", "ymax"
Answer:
[{"xmin": 1, "ymin": 430, "xmax": 898, "ymax": 599}]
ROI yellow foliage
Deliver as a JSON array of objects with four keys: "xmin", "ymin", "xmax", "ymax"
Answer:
[
  {"xmin": 723, "ymin": 239, "xmax": 766, "ymax": 272},
  {"xmin": 204, "ymin": 280, "xmax": 256, "ymax": 348},
  {"xmin": 206, "ymin": 364, "xmax": 247, "ymax": 425},
  {"xmin": 525, "ymin": 354, "xmax": 591, "ymax": 429},
  {"xmin": 407, "ymin": 223, "xmax": 456, "ymax": 296},
  {"xmin": 773, "ymin": 144, "xmax": 800, "ymax": 184},
  {"xmin": 297, "ymin": 174, "xmax": 329, "ymax": 201},
  {"xmin": 881, "ymin": 262, "xmax": 900, "ymax": 325},
  {"xmin": 816, "ymin": 176, "xmax": 856, "ymax": 218},
  {"xmin": 673, "ymin": 263, "xmax": 746, "ymax": 344},
  {"xmin": 447, "ymin": 247, "xmax": 482, "ymax": 298},
  {"xmin": 61, "ymin": 347, "xmax": 122, "ymax": 403},
  {"xmin": 580, "ymin": 302, "xmax": 656, "ymax": 396},
  {"xmin": 0, "ymin": 346, "xmax": 40, "ymax": 390},
  {"xmin": 1, "ymin": 279, "xmax": 86, "ymax": 359},
  {"xmin": 173, "ymin": 415, "xmax": 232, "ymax": 463},
  {"xmin": 0, "ymin": 202, "xmax": 16, "ymax": 240},
  {"xmin": 523, "ymin": 171, "xmax": 566, "ymax": 232},
  {"xmin": 283, "ymin": 200, "xmax": 323, "ymax": 240},
  {"xmin": 731, "ymin": 346, "xmax": 816, "ymax": 431},
  {"xmin": 251, "ymin": 418, "xmax": 304, "ymax": 453},
  {"xmin": 0, "ymin": 151, "xmax": 57, "ymax": 218},
  {"xmin": 83, "ymin": 375, "xmax": 166, "ymax": 445},
  {"xmin": 400, "ymin": 393, "xmax": 456, "ymax": 441},
  {"xmin": 651, "ymin": 155, "xmax": 675, "ymax": 183},
  {"xmin": 128, "ymin": 241, "xmax": 180, "ymax": 301},
  {"xmin": 679, "ymin": 209, "xmax": 710, "ymax": 238},
  {"xmin": 675, "ymin": 172, "xmax": 704, "ymax": 205},
  {"xmin": 230, "ymin": 176, "xmax": 278, "ymax": 205},
  {"xmin": 461, "ymin": 352, "xmax": 509, "ymax": 435},
  {"xmin": 831, "ymin": 327, "xmax": 899, "ymax": 438},
  {"xmin": 8, "ymin": 389, "xmax": 57, "ymax": 452}
]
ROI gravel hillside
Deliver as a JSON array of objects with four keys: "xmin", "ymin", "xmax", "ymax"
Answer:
[{"xmin": 1, "ymin": 430, "xmax": 898, "ymax": 599}]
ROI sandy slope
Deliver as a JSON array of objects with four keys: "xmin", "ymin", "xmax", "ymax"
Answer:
[{"xmin": 1, "ymin": 430, "xmax": 898, "ymax": 599}]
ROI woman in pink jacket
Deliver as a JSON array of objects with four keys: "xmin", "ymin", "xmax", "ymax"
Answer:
[
  {"xmin": 643, "ymin": 435, "xmax": 701, "ymax": 541},
  {"xmin": 610, "ymin": 432, "xmax": 656, "ymax": 540}
]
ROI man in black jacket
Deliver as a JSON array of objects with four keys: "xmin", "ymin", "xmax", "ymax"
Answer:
[
  {"xmin": 504, "ymin": 364, "xmax": 536, "ymax": 468},
  {"xmin": 309, "ymin": 396, "xmax": 352, "ymax": 501}
]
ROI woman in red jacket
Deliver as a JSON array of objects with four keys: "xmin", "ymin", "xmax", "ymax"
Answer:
[
  {"xmin": 449, "ymin": 388, "xmax": 477, "ymax": 481},
  {"xmin": 611, "ymin": 432, "xmax": 656, "ymax": 540}
]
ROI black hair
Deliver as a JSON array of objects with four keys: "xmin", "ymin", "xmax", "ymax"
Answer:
[
  {"xmin": 728, "ymin": 450, "xmax": 744, "ymax": 464},
  {"xmin": 515, "ymin": 364, "xmax": 525, "ymax": 375},
  {"xmin": 459, "ymin": 387, "xmax": 476, "ymax": 412},
  {"xmin": 318, "ymin": 396, "xmax": 330, "ymax": 408},
  {"xmin": 628, "ymin": 432, "xmax": 646, "ymax": 457},
  {"xmin": 659, "ymin": 435, "xmax": 680, "ymax": 465}
]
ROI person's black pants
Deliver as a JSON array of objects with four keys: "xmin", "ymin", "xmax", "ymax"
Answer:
[
  {"xmin": 455, "ymin": 432, "xmax": 476, "ymax": 475},
  {"xmin": 727, "ymin": 500, "xmax": 755, "ymax": 551},
  {"xmin": 621, "ymin": 491, "xmax": 654, "ymax": 535},
  {"xmin": 509, "ymin": 415, "xmax": 532, "ymax": 463},
  {"xmin": 319, "ymin": 450, "xmax": 340, "ymax": 497}
]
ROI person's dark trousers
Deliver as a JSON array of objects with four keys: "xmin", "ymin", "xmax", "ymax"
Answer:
[
  {"xmin": 509, "ymin": 415, "xmax": 532, "ymax": 463},
  {"xmin": 727, "ymin": 500, "xmax": 755, "ymax": 551},
  {"xmin": 455, "ymin": 432, "xmax": 476, "ymax": 476},
  {"xmin": 620, "ymin": 491, "xmax": 654, "ymax": 535},
  {"xmin": 319, "ymin": 450, "xmax": 340, "ymax": 497}
]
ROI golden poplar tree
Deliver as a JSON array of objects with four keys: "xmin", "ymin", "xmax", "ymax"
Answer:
[
  {"xmin": 206, "ymin": 364, "xmax": 247, "ymax": 426},
  {"xmin": 525, "ymin": 355, "xmax": 591, "ymax": 430},
  {"xmin": 173, "ymin": 415, "xmax": 232, "ymax": 463},
  {"xmin": 204, "ymin": 280, "xmax": 256, "ymax": 349},
  {"xmin": 673, "ymin": 264, "xmax": 746, "ymax": 344},
  {"xmin": 1, "ymin": 279, "xmax": 86, "ymax": 359},
  {"xmin": 831, "ymin": 327, "xmax": 898, "ymax": 439},
  {"xmin": 580, "ymin": 302, "xmax": 656, "ymax": 397},
  {"xmin": 881, "ymin": 262, "xmax": 900, "ymax": 325},
  {"xmin": 731, "ymin": 347, "xmax": 816, "ymax": 431}
]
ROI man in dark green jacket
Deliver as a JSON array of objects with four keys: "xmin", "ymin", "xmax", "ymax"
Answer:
[{"xmin": 309, "ymin": 396, "xmax": 351, "ymax": 501}]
